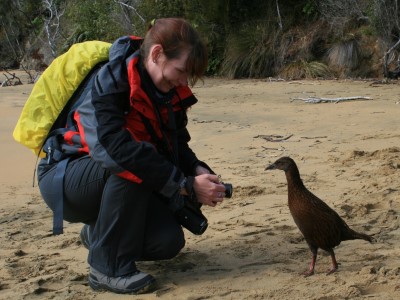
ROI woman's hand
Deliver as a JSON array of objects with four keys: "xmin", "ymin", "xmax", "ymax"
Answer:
[{"xmin": 193, "ymin": 174, "xmax": 226, "ymax": 207}]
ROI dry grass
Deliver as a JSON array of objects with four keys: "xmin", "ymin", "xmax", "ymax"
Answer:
[
  {"xmin": 221, "ymin": 21, "xmax": 277, "ymax": 79},
  {"xmin": 327, "ymin": 35, "xmax": 361, "ymax": 71},
  {"xmin": 279, "ymin": 60, "xmax": 332, "ymax": 80}
]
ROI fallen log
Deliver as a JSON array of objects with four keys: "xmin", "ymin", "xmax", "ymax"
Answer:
[{"xmin": 290, "ymin": 96, "xmax": 372, "ymax": 104}]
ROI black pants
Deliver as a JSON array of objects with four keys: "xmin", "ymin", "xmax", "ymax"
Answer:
[{"xmin": 38, "ymin": 156, "xmax": 185, "ymax": 277}]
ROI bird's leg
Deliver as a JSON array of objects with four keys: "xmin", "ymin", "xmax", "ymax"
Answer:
[
  {"xmin": 303, "ymin": 248, "xmax": 317, "ymax": 277},
  {"xmin": 326, "ymin": 249, "xmax": 338, "ymax": 275}
]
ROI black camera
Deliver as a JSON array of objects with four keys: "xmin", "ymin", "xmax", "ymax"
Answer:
[
  {"xmin": 174, "ymin": 182, "xmax": 233, "ymax": 235},
  {"xmin": 175, "ymin": 200, "xmax": 208, "ymax": 235},
  {"xmin": 223, "ymin": 183, "xmax": 233, "ymax": 198}
]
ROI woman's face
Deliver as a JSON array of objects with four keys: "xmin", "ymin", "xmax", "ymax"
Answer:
[{"xmin": 148, "ymin": 45, "xmax": 190, "ymax": 93}]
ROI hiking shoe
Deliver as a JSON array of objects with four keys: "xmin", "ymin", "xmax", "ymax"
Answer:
[
  {"xmin": 80, "ymin": 224, "xmax": 90, "ymax": 250},
  {"xmin": 88, "ymin": 267, "xmax": 155, "ymax": 294}
]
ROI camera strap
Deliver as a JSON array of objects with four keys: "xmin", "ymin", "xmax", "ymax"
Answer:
[
  {"xmin": 138, "ymin": 97, "xmax": 179, "ymax": 167},
  {"xmin": 165, "ymin": 100, "xmax": 179, "ymax": 166},
  {"xmin": 136, "ymin": 59, "xmax": 179, "ymax": 166}
]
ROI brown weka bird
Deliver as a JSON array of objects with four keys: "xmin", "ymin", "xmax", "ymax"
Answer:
[{"xmin": 265, "ymin": 156, "xmax": 373, "ymax": 276}]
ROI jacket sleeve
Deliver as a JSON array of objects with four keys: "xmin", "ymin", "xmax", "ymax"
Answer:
[
  {"xmin": 75, "ymin": 61, "xmax": 183, "ymax": 198},
  {"xmin": 177, "ymin": 126, "xmax": 200, "ymax": 176}
]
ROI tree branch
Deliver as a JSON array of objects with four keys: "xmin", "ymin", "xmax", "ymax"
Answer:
[
  {"xmin": 276, "ymin": 0, "xmax": 283, "ymax": 30},
  {"xmin": 114, "ymin": 0, "xmax": 145, "ymax": 23}
]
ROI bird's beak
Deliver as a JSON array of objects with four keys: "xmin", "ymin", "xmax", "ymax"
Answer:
[{"xmin": 265, "ymin": 163, "xmax": 276, "ymax": 171}]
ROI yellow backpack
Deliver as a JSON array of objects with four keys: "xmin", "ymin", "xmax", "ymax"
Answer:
[{"xmin": 13, "ymin": 40, "xmax": 111, "ymax": 157}]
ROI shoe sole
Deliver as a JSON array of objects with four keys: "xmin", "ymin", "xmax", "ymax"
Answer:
[{"xmin": 88, "ymin": 275, "xmax": 156, "ymax": 294}]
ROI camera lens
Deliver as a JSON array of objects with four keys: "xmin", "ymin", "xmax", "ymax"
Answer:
[{"xmin": 223, "ymin": 183, "xmax": 233, "ymax": 198}]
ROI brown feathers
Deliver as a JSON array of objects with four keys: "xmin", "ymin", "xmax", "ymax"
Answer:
[{"xmin": 266, "ymin": 156, "xmax": 373, "ymax": 276}]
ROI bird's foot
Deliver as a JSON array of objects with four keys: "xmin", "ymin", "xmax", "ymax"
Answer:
[
  {"xmin": 302, "ymin": 270, "xmax": 314, "ymax": 277},
  {"xmin": 326, "ymin": 267, "xmax": 337, "ymax": 275}
]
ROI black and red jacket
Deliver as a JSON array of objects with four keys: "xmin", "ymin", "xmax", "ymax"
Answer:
[{"xmin": 72, "ymin": 36, "xmax": 202, "ymax": 198}]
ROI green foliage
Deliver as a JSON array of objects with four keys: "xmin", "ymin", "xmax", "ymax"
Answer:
[
  {"xmin": 359, "ymin": 25, "xmax": 375, "ymax": 37},
  {"xmin": 0, "ymin": 0, "xmax": 43, "ymax": 67},
  {"xmin": 226, "ymin": 0, "xmax": 269, "ymax": 26},
  {"xmin": 221, "ymin": 20, "xmax": 278, "ymax": 78},
  {"xmin": 302, "ymin": 1, "xmax": 318, "ymax": 17},
  {"xmin": 64, "ymin": 0, "xmax": 126, "ymax": 42},
  {"xmin": 137, "ymin": 0, "xmax": 185, "ymax": 21},
  {"xmin": 0, "ymin": 0, "xmax": 392, "ymax": 78},
  {"xmin": 31, "ymin": 17, "xmax": 44, "ymax": 35},
  {"xmin": 188, "ymin": 0, "xmax": 228, "ymax": 75},
  {"xmin": 137, "ymin": 0, "xmax": 229, "ymax": 75}
]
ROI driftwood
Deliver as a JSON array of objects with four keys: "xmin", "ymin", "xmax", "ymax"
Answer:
[
  {"xmin": 1, "ymin": 71, "xmax": 22, "ymax": 87},
  {"xmin": 254, "ymin": 134, "xmax": 293, "ymax": 142},
  {"xmin": 1, "ymin": 67, "xmax": 41, "ymax": 87},
  {"xmin": 300, "ymin": 136, "xmax": 327, "ymax": 139},
  {"xmin": 261, "ymin": 146, "xmax": 286, "ymax": 151},
  {"xmin": 291, "ymin": 96, "xmax": 372, "ymax": 104},
  {"xmin": 20, "ymin": 65, "xmax": 40, "ymax": 84}
]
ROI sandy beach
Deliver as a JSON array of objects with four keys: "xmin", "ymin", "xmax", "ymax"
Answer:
[{"xmin": 1, "ymin": 73, "xmax": 400, "ymax": 299}]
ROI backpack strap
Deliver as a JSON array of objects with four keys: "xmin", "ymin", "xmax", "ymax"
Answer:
[
  {"xmin": 41, "ymin": 128, "xmax": 72, "ymax": 235},
  {"xmin": 51, "ymin": 157, "xmax": 71, "ymax": 234}
]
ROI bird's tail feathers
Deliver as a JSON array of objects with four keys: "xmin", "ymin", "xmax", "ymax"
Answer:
[{"xmin": 345, "ymin": 229, "xmax": 374, "ymax": 243}]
